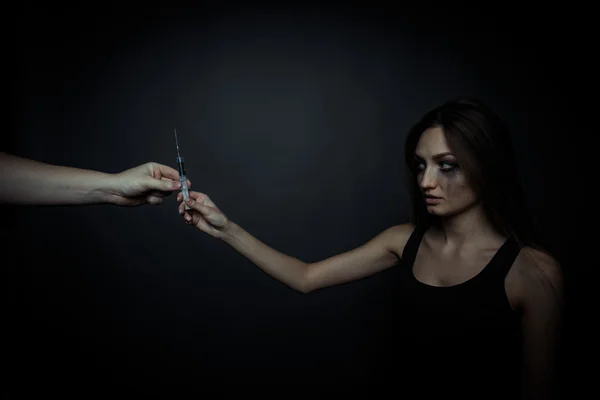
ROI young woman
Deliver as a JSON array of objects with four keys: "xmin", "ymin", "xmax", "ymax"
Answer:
[{"xmin": 178, "ymin": 98, "xmax": 563, "ymax": 399}]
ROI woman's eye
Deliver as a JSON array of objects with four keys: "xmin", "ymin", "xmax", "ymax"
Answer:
[
  {"xmin": 440, "ymin": 162, "xmax": 457, "ymax": 171},
  {"xmin": 411, "ymin": 158, "xmax": 425, "ymax": 171}
]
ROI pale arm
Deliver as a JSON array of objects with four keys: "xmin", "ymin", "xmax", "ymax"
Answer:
[
  {"xmin": 0, "ymin": 151, "xmax": 186, "ymax": 206},
  {"xmin": 179, "ymin": 192, "xmax": 413, "ymax": 293},
  {"xmin": 222, "ymin": 222, "xmax": 408, "ymax": 293}
]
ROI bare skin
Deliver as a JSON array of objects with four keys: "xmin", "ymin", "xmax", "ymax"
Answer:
[
  {"xmin": 0, "ymin": 152, "xmax": 191, "ymax": 206},
  {"xmin": 177, "ymin": 126, "xmax": 562, "ymax": 399}
]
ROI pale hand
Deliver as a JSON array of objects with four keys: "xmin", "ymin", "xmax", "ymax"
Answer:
[
  {"xmin": 108, "ymin": 162, "xmax": 191, "ymax": 206},
  {"xmin": 177, "ymin": 191, "xmax": 229, "ymax": 239}
]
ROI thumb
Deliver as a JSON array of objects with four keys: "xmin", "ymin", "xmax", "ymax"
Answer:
[{"xmin": 143, "ymin": 177, "xmax": 181, "ymax": 192}]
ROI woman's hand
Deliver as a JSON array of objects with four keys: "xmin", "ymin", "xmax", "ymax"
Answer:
[{"xmin": 177, "ymin": 191, "xmax": 230, "ymax": 239}]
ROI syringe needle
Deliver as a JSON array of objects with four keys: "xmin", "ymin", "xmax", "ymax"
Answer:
[{"xmin": 174, "ymin": 128, "xmax": 181, "ymax": 157}]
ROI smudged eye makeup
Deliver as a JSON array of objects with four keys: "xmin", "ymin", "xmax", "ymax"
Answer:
[
  {"xmin": 412, "ymin": 156, "xmax": 459, "ymax": 174},
  {"xmin": 439, "ymin": 161, "xmax": 458, "ymax": 173}
]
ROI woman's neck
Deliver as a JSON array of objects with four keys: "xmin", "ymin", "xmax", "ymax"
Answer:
[{"xmin": 434, "ymin": 203, "xmax": 504, "ymax": 249}]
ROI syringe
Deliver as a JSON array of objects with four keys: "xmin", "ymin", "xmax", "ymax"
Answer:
[{"xmin": 174, "ymin": 128, "xmax": 191, "ymax": 210}]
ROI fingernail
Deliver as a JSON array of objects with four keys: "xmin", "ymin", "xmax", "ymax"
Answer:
[
  {"xmin": 173, "ymin": 181, "xmax": 181, "ymax": 188},
  {"xmin": 185, "ymin": 198, "xmax": 192, "ymax": 203},
  {"xmin": 185, "ymin": 216, "xmax": 191, "ymax": 221}
]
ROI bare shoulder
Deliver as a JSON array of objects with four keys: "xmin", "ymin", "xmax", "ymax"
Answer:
[
  {"xmin": 376, "ymin": 223, "xmax": 416, "ymax": 258},
  {"xmin": 516, "ymin": 247, "xmax": 563, "ymax": 289},
  {"xmin": 508, "ymin": 246, "xmax": 564, "ymax": 308}
]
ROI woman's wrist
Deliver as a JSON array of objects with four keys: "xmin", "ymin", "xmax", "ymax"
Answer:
[{"xmin": 220, "ymin": 221, "xmax": 240, "ymax": 243}]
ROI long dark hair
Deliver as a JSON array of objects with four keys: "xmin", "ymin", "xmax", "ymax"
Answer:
[{"xmin": 404, "ymin": 97, "xmax": 539, "ymax": 249}]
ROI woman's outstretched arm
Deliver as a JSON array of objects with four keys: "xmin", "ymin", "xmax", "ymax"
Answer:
[{"xmin": 177, "ymin": 190, "xmax": 414, "ymax": 293}]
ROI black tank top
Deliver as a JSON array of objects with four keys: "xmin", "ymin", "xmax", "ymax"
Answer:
[{"xmin": 384, "ymin": 226, "xmax": 524, "ymax": 398}]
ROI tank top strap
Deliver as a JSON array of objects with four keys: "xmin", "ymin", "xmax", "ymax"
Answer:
[
  {"xmin": 479, "ymin": 237, "xmax": 522, "ymax": 281},
  {"xmin": 401, "ymin": 225, "xmax": 426, "ymax": 268}
]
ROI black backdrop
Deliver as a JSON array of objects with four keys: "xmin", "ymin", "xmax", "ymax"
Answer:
[{"xmin": 8, "ymin": 3, "xmax": 584, "ymax": 397}]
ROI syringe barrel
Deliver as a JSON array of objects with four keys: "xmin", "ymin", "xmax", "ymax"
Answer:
[
  {"xmin": 176, "ymin": 156, "xmax": 186, "ymax": 176},
  {"xmin": 180, "ymin": 176, "xmax": 190, "ymax": 197},
  {"xmin": 181, "ymin": 178, "xmax": 191, "ymax": 210},
  {"xmin": 177, "ymin": 156, "xmax": 191, "ymax": 210}
]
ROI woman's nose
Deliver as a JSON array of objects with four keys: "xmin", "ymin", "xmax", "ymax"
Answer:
[{"xmin": 419, "ymin": 168, "xmax": 438, "ymax": 190}]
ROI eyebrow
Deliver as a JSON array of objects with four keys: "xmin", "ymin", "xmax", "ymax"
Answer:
[{"xmin": 414, "ymin": 152, "xmax": 456, "ymax": 161}]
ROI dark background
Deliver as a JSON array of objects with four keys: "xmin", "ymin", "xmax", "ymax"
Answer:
[{"xmin": 7, "ymin": 2, "xmax": 586, "ymax": 397}]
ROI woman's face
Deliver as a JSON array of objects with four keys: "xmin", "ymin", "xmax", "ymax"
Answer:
[{"xmin": 413, "ymin": 126, "xmax": 479, "ymax": 217}]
